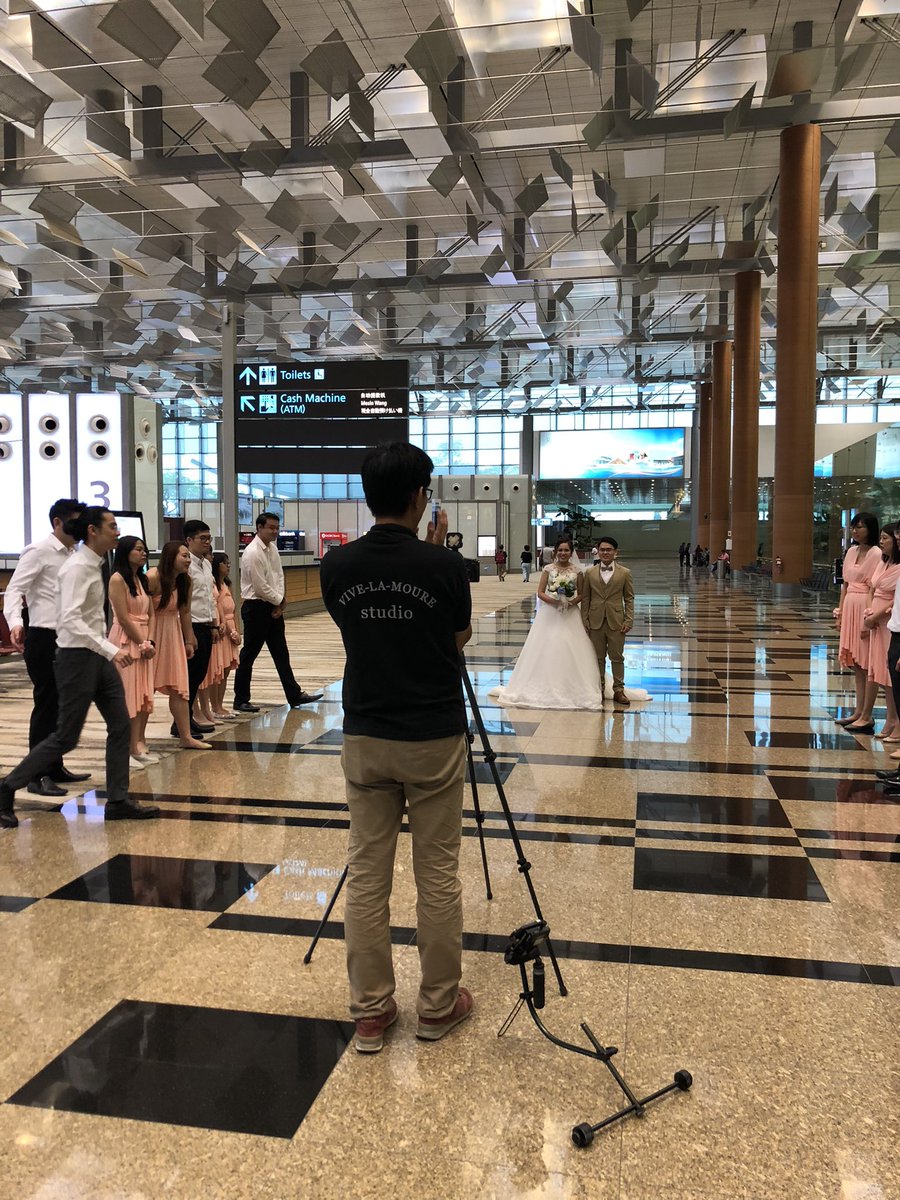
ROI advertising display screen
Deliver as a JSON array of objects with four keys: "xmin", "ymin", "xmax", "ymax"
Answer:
[
  {"xmin": 234, "ymin": 359, "xmax": 408, "ymax": 474},
  {"xmin": 539, "ymin": 428, "xmax": 685, "ymax": 479}
]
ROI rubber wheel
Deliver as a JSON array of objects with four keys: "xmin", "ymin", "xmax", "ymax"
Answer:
[
  {"xmin": 572, "ymin": 1123, "xmax": 595, "ymax": 1148},
  {"xmin": 674, "ymin": 1070, "xmax": 693, "ymax": 1091}
]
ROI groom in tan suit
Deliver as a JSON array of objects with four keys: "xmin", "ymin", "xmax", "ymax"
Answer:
[{"xmin": 581, "ymin": 536, "xmax": 635, "ymax": 706}]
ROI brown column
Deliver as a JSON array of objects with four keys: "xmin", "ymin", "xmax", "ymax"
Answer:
[
  {"xmin": 708, "ymin": 339, "xmax": 733, "ymax": 559},
  {"xmin": 773, "ymin": 124, "xmax": 820, "ymax": 593},
  {"xmin": 731, "ymin": 271, "xmax": 761, "ymax": 571},
  {"xmin": 695, "ymin": 381, "xmax": 712, "ymax": 551}
]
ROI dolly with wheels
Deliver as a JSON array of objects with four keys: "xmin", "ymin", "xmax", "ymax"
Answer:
[{"xmin": 499, "ymin": 921, "xmax": 693, "ymax": 1145}]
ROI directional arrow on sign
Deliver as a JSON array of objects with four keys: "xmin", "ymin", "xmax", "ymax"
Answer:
[
  {"xmin": 239, "ymin": 366, "xmax": 257, "ymax": 384},
  {"xmin": 240, "ymin": 396, "xmax": 255, "ymax": 413}
]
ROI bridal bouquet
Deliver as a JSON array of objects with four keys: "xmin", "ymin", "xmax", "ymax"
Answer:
[{"xmin": 547, "ymin": 576, "xmax": 577, "ymax": 611}]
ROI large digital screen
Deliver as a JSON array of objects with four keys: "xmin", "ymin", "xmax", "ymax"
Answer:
[
  {"xmin": 874, "ymin": 426, "xmax": 900, "ymax": 479},
  {"xmin": 539, "ymin": 429, "xmax": 685, "ymax": 479},
  {"xmin": 234, "ymin": 359, "xmax": 408, "ymax": 474}
]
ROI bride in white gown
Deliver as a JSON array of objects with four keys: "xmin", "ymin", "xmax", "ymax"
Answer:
[{"xmin": 490, "ymin": 538, "xmax": 650, "ymax": 710}]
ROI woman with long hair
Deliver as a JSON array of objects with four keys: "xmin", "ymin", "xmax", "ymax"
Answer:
[
  {"xmin": 146, "ymin": 541, "xmax": 210, "ymax": 750},
  {"xmin": 196, "ymin": 552, "xmax": 240, "ymax": 720},
  {"xmin": 108, "ymin": 535, "xmax": 156, "ymax": 769},
  {"xmin": 862, "ymin": 522, "xmax": 900, "ymax": 744},
  {"xmin": 834, "ymin": 511, "xmax": 882, "ymax": 731}
]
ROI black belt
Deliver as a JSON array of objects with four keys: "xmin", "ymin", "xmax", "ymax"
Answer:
[{"xmin": 192, "ymin": 621, "xmax": 217, "ymax": 628}]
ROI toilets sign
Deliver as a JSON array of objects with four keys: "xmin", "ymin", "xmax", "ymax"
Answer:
[{"xmin": 234, "ymin": 359, "xmax": 408, "ymax": 420}]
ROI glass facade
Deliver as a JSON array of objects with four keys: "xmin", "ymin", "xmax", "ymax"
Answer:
[{"xmin": 161, "ymin": 408, "xmax": 219, "ymax": 516}]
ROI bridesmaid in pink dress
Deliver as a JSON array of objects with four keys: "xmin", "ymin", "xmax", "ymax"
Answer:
[
  {"xmin": 863, "ymin": 524, "xmax": 900, "ymax": 744},
  {"xmin": 146, "ymin": 541, "xmax": 211, "ymax": 750},
  {"xmin": 207, "ymin": 552, "xmax": 241, "ymax": 721},
  {"xmin": 108, "ymin": 536, "xmax": 156, "ymax": 768},
  {"xmin": 834, "ymin": 512, "xmax": 882, "ymax": 732}
]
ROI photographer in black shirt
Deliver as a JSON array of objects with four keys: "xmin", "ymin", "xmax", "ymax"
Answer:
[{"xmin": 321, "ymin": 443, "xmax": 473, "ymax": 1054}]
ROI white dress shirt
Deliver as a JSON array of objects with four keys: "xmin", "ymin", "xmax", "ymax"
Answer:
[
  {"xmin": 599, "ymin": 564, "xmax": 615, "ymax": 582},
  {"xmin": 188, "ymin": 552, "xmax": 218, "ymax": 624},
  {"xmin": 240, "ymin": 535, "xmax": 284, "ymax": 606},
  {"xmin": 3, "ymin": 533, "xmax": 72, "ymax": 630},
  {"xmin": 888, "ymin": 574, "xmax": 900, "ymax": 634},
  {"xmin": 56, "ymin": 545, "xmax": 118, "ymax": 660}
]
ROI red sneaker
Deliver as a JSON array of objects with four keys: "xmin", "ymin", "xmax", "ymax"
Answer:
[
  {"xmin": 416, "ymin": 987, "xmax": 474, "ymax": 1041},
  {"xmin": 354, "ymin": 999, "xmax": 399, "ymax": 1054}
]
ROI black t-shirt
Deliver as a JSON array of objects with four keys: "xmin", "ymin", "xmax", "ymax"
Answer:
[
  {"xmin": 320, "ymin": 524, "xmax": 472, "ymax": 741},
  {"xmin": 520, "ymin": 550, "xmax": 533, "ymax": 563}
]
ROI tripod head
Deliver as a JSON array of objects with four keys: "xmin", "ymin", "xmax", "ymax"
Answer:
[{"xmin": 505, "ymin": 920, "xmax": 551, "ymax": 966}]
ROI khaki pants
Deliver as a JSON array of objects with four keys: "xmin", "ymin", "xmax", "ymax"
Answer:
[
  {"xmin": 586, "ymin": 625, "xmax": 626, "ymax": 692},
  {"xmin": 341, "ymin": 732, "xmax": 467, "ymax": 1021}
]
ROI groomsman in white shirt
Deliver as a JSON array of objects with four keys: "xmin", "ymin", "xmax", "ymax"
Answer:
[
  {"xmin": 4, "ymin": 498, "xmax": 93, "ymax": 798},
  {"xmin": 1, "ymin": 507, "xmax": 160, "ymax": 829},
  {"xmin": 179, "ymin": 519, "xmax": 219, "ymax": 738},
  {"xmin": 233, "ymin": 512, "xmax": 322, "ymax": 713}
]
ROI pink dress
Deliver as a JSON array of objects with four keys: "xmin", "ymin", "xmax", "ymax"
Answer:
[
  {"xmin": 201, "ymin": 584, "xmax": 221, "ymax": 688},
  {"xmin": 839, "ymin": 544, "xmax": 882, "ymax": 670},
  {"xmin": 866, "ymin": 559, "xmax": 900, "ymax": 687},
  {"xmin": 109, "ymin": 585, "xmax": 154, "ymax": 718},
  {"xmin": 152, "ymin": 592, "xmax": 189, "ymax": 699},
  {"xmin": 217, "ymin": 583, "xmax": 239, "ymax": 676}
]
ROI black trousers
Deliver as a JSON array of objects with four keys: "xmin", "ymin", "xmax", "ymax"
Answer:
[
  {"xmin": 234, "ymin": 600, "xmax": 303, "ymax": 706},
  {"xmin": 888, "ymin": 633, "xmax": 900, "ymax": 723},
  {"xmin": 4, "ymin": 649, "xmax": 130, "ymax": 804},
  {"xmin": 188, "ymin": 623, "xmax": 214, "ymax": 716},
  {"xmin": 23, "ymin": 626, "xmax": 63, "ymax": 775}
]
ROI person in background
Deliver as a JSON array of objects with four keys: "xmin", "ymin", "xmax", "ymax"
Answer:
[
  {"xmin": 146, "ymin": 542, "xmax": 211, "ymax": 751},
  {"xmin": 233, "ymin": 511, "xmax": 322, "ymax": 712},
  {"xmin": 494, "ymin": 543, "xmax": 507, "ymax": 581},
  {"xmin": 520, "ymin": 544, "xmax": 533, "ymax": 583},
  {"xmin": 107, "ymin": 536, "xmax": 157, "ymax": 770},
  {"xmin": 203, "ymin": 552, "xmax": 241, "ymax": 722},
  {"xmin": 1, "ymin": 507, "xmax": 159, "ymax": 828},
  {"xmin": 182, "ymin": 520, "xmax": 218, "ymax": 738},
  {"xmin": 2, "ymin": 498, "xmax": 91, "ymax": 798},
  {"xmin": 835, "ymin": 512, "xmax": 882, "ymax": 733},
  {"xmin": 678, "ymin": 541, "xmax": 687, "ymax": 570}
]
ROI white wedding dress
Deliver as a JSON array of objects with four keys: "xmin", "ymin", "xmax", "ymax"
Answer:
[{"xmin": 489, "ymin": 565, "xmax": 651, "ymax": 711}]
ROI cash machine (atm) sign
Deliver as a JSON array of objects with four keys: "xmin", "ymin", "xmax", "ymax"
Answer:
[{"xmin": 235, "ymin": 361, "xmax": 407, "ymax": 420}]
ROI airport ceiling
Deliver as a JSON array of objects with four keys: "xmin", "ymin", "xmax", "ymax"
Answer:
[{"xmin": 0, "ymin": 0, "xmax": 898, "ymax": 412}]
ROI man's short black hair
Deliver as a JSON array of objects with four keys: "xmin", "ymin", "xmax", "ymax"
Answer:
[
  {"xmin": 183, "ymin": 519, "xmax": 211, "ymax": 540},
  {"xmin": 73, "ymin": 505, "xmax": 113, "ymax": 543},
  {"xmin": 256, "ymin": 511, "xmax": 280, "ymax": 529},
  {"xmin": 598, "ymin": 536, "xmax": 618, "ymax": 550},
  {"xmin": 49, "ymin": 498, "xmax": 84, "ymax": 526},
  {"xmin": 361, "ymin": 442, "xmax": 433, "ymax": 518}
]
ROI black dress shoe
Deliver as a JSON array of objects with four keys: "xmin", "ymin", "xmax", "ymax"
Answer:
[
  {"xmin": 290, "ymin": 692, "xmax": 324, "ymax": 706},
  {"xmin": 193, "ymin": 722, "xmax": 215, "ymax": 734},
  {"xmin": 27, "ymin": 776, "xmax": 67, "ymax": 798},
  {"xmin": 49, "ymin": 767, "xmax": 91, "ymax": 784},
  {"xmin": 0, "ymin": 785, "xmax": 16, "ymax": 829},
  {"xmin": 874, "ymin": 768, "xmax": 900, "ymax": 782},
  {"xmin": 104, "ymin": 800, "xmax": 160, "ymax": 820},
  {"xmin": 234, "ymin": 703, "xmax": 260, "ymax": 713}
]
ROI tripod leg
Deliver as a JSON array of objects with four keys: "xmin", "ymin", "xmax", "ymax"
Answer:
[
  {"xmin": 461, "ymin": 661, "xmax": 568, "ymax": 996},
  {"xmin": 467, "ymin": 738, "xmax": 493, "ymax": 901},
  {"xmin": 303, "ymin": 864, "xmax": 348, "ymax": 965}
]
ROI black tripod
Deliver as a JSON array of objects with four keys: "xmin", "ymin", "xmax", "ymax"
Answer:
[
  {"xmin": 500, "ymin": 921, "xmax": 693, "ymax": 1146},
  {"xmin": 303, "ymin": 658, "xmax": 567, "ymax": 998}
]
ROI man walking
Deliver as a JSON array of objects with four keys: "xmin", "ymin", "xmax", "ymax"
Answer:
[
  {"xmin": 180, "ymin": 520, "xmax": 218, "ymax": 737},
  {"xmin": 1, "ymin": 507, "xmax": 160, "ymax": 828},
  {"xmin": 494, "ymin": 543, "xmax": 507, "ymax": 581},
  {"xmin": 321, "ymin": 443, "xmax": 473, "ymax": 1054},
  {"xmin": 520, "ymin": 544, "xmax": 533, "ymax": 583},
  {"xmin": 4, "ymin": 498, "xmax": 92, "ymax": 798},
  {"xmin": 581, "ymin": 536, "xmax": 635, "ymax": 708},
  {"xmin": 233, "ymin": 512, "xmax": 322, "ymax": 712}
]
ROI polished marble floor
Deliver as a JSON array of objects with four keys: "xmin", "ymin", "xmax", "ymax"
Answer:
[{"xmin": 1, "ymin": 563, "xmax": 898, "ymax": 1199}]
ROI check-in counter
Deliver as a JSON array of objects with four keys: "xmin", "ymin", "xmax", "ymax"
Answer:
[{"xmin": 276, "ymin": 557, "xmax": 323, "ymax": 617}]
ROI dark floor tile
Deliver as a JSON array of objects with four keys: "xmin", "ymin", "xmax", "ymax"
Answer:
[
  {"xmin": 0, "ymin": 895, "xmax": 38, "ymax": 913},
  {"xmin": 805, "ymin": 847, "xmax": 900, "ymax": 863},
  {"xmin": 46, "ymin": 854, "xmax": 275, "ymax": 911},
  {"xmin": 636, "ymin": 792, "xmax": 792, "ymax": 828},
  {"xmin": 5, "ymin": 999, "xmax": 353, "ymax": 1138},
  {"xmin": 768, "ymin": 777, "xmax": 897, "ymax": 803},
  {"xmin": 633, "ymin": 847, "xmax": 829, "ymax": 901},
  {"xmin": 747, "ymin": 731, "xmax": 862, "ymax": 751},
  {"xmin": 636, "ymin": 828, "xmax": 799, "ymax": 847},
  {"xmin": 715, "ymin": 671, "xmax": 794, "ymax": 681}
]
